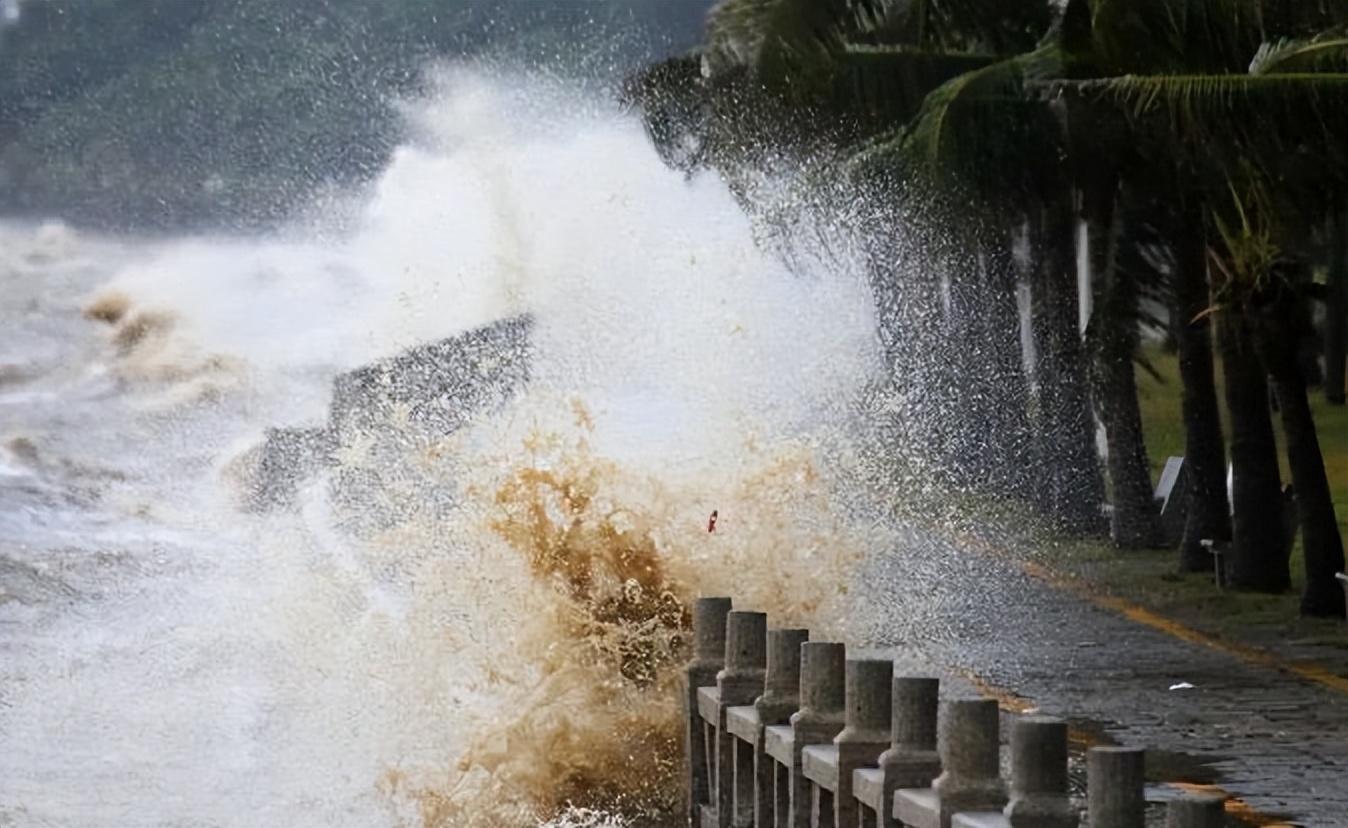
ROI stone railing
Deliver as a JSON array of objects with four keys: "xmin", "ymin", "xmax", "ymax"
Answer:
[{"xmin": 685, "ymin": 598, "xmax": 1228, "ymax": 828}]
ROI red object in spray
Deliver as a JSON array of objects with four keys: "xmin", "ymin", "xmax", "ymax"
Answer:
[{"xmin": 707, "ymin": 510, "xmax": 718, "ymax": 533}]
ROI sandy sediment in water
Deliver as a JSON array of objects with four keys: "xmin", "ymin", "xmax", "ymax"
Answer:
[{"xmin": 376, "ymin": 418, "xmax": 868, "ymax": 827}]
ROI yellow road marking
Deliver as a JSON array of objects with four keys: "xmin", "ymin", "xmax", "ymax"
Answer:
[
  {"xmin": 950, "ymin": 530, "xmax": 1348, "ymax": 696},
  {"xmin": 1169, "ymin": 783, "xmax": 1297, "ymax": 827},
  {"xmin": 957, "ymin": 669, "xmax": 1297, "ymax": 827},
  {"xmin": 955, "ymin": 668, "xmax": 1038, "ymax": 714},
  {"xmin": 940, "ymin": 531, "xmax": 1343, "ymax": 826}
]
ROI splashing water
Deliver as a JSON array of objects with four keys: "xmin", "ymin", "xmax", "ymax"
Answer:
[{"xmin": 0, "ymin": 69, "xmax": 889, "ymax": 826}]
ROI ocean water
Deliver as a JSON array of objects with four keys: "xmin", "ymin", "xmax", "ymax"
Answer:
[{"xmin": 0, "ymin": 69, "xmax": 887, "ymax": 827}]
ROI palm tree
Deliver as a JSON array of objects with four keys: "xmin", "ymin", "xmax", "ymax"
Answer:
[
  {"xmin": 628, "ymin": 0, "xmax": 1348, "ymax": 613},
  {"xmin": 848, "ymin": 22, "xmax": 1120, "ymax": 536},
  {"xmin": 1041, "ymin": 1, "xmax": 1348, "ymax": 611},
  {"xmin": 1170, "ymin": 199, "xmax": 1234, "ymax": 572},
  {"xmin": 1327, "ymin": 204, "xmax": 1347, "ymax": 405},
  {"xmin": 839, "ymin": 0, "xmax": 1347, "ymax": 603},
  {"xmin": 628, "ymin": 0, "xmax": 1061, "ymax": 506}
]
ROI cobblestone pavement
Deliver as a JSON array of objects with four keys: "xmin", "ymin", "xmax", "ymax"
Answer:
[{"xmin": 853, "ymin": 523, "xmax": 1348, "ymax": 827}]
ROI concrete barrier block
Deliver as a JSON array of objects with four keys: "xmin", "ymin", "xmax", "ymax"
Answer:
[
  {"xmin": 771, "ymin": 641, "xmax": 845, "ymax": 828},
  {"xmin": 1087, "ymin": 746, "xmax": 1145, "ymax": 828},
  {"xmin": 863, "ymin": 677, "xmax": 942, "ymax": 827},
  {"xmin": 826, "ymin": 659, "xmax": 894, "ymax": 827},
  {"xmin": 899, "ymin": 698, "xmax": 1006, "ymax": 828},
  {"xmin": 687, "ymin": 597, "xmax": 733, "ymax": 826},
  {"xmin": 1165, "ymin": 793, "xmax": 1226, "ymax": 828},
  {"xmin": 739, "ymin": 628, "xmax": 807, "ymax": 828},
  {"xmin": 758, "ymin": 628, "xmax": 810, "ymax": 725},
  {"xmin": 714, "ymin": 611, "xmax": 768, "ymax": 828},
  {"xmin": 1004, "ymin": 717, "xmax": 1075, "ymax": 828}
]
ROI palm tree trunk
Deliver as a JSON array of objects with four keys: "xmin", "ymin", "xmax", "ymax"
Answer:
[
  {"xmin": 1218, "ymin": 308, "xmax": 1290, "ymax": 593},
  {"xmin": 1326, "ymin": 208, "xmax": 1347, "ymax": 405},
  {"xmin": 865, "ymin": 219, "xmax": 946, "ymax": 484},
  {"xmin": 981, "ymin": 226, "xmax": 1035, "ymax": 498},
  {"xmin": 1172, "ymin": 212, "xmax": 1230, "ymax": 571},
  {"xmin": 946, "ymin": 243, "xmax": 996, "ymax": 490},
  {"xmin": 1030, "ymin": 202, "xmax": 1107, "ymax": 535},
  {"xmin": 1087, "ymin": 182, "xmax": 1160, "ymax": 548},
  {"xmin": 1253, "ymin": 279, "xmax": 1347, "ymax": 617},
  {"xmin": 1096, "ymin": 319, "xmax": 1159, "ymax": 548}
]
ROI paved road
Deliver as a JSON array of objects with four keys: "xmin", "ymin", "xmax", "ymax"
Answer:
[{"xmin": 853, "ymin": 523, "xmax": 1348, "ymax": 827}]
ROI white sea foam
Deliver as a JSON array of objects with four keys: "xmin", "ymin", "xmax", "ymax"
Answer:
[{"xmin": 0, "ymin": 69, "xmax": 886, "ymax": 827}]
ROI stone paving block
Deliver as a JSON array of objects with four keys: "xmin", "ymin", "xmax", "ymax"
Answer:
[{"xmin": 858, "ymin": 531, "xmax": 1348, "ymax": 827}]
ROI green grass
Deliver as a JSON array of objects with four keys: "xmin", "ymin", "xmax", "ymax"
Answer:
[
  {"xmin": 1042, "ymin": 347, "xmax": 1348, "ymax": 666},
  {"xmin": 1045, "ymin": 538, "xmax": 1348, "ymax": 666},
  {"xmin": 1134, "ymin": 345, "xmax": 1348, "ymax": 546}
]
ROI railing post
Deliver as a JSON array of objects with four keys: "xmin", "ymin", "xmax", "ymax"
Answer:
[
  {"xmin": 884, "ymin": 676, "xmax": 942, "ymax": 786},
  {"xmin": 1087, "ymin": 746, "xmax": 1146, "ymax": 828},
  {"xmin": 1004, "ymin": 717, "xmax": 1076, "ymax": 828},
  {"xmin": 758, "ymin": 628, "xmax": 810, "ymax": 724},
  {"xmin": 717, "ymin": 611, "xmax": 768, "ymax": 828},
  {"xmin": 927, "ymin": 698, "xmax": 1007, "ymax": 828},
  {"xmin": 1166, "ymin": 793, "xmax": 1225, "ymax": 828},
  {"xmin": 857, "ymin": 676, "xmax": 940, "ymax": 827},
  {"xmin": 787, "ymin": 641, "xmax": 846, "ymax": 827},
  {"xmin": 830, "ymin": 659, "xmax": 894, "ymax": 827},
  {"xmin": 750, "ymin": 628, "xmax": 809, "ymax": 827},
  {"xmin": 687, "ymin": 597, "xmax": 732, "ymax": 826}
]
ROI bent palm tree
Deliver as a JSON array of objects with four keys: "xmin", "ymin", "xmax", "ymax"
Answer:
[{"xmin": 1042, "ymin": 0, "xmax": 1348, "ymax": 612}]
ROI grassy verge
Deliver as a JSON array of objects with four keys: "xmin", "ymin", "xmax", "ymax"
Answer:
[{"xmin": 1040, "ymin": 346, "xmax": 1348, "ymax": 670}]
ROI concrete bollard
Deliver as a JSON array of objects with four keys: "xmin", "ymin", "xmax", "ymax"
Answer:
[
  {"xmin": 758, "ymin": 628, "xmax": 811, "ymax": 725},
  {"xmin": 914, "ymin": 698, "xmax": 1007, "ymax": 828},
  {"xmin": 694, "ymin": 597, "xmax": 735, "ymax": 665},
  {"xmin": 1166, "ymin": 794, "xmax": 1226, "ymax": 828},
  {"xmin": 1004, "ymin": 717, "xmax": 1076, "ymax": 828},
  {"xmin": 802, "ymin": 660, "xmax": 892, "ymax": 826},
  {"xmin": 722, "ymin": 612, "xmax": 769, "ymax": 682},
  {"xmin": 744, "ymin": 629, "xmax": 809, "ymax": 828},
  {"xmin": 821, "ymin": 659, "xmax": 893, "ymax": 827},
  {"xmin": 716, "ymin": 611, "xmax": 768, "ymax": 828},
  {"xmin": 768, "ymin": 641, "xmax": 845, "ymax": 828},
  {"xmin": 856, "ymin": 676, "xmax": 941, "ymax": 828},
  {"xmin": 883, "ymin": 677, "xmax": 942, "ymax": 785},
  {"xmin": 1087, "ymin": 746, "xmax": 1145, "ymax": 828},
  {"xmin": 794, "ymin": 642, "xmax": 847, "ymax": 728},
  {"xmin": 687, "ymin": 597, "xmax": 732, "ymax": 826},
  {"xmin": 839, "ymin": 661, "xmax": 894, "ymax": 746}
]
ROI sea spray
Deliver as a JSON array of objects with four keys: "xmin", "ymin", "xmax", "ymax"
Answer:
[
  {"xmin": 370, "ymin": 417, "xmax": 872, "ymax": 826},
  {"xmin": 0, "ymin": 68, "xmax": 891, "ymax": 826}
]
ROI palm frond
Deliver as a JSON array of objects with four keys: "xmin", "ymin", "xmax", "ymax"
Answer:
[
  {"xmin": 849, "ymin": 42, "xmax": 1066, "ymax": 200},
  {"xmin": 703, "ymin": 0, "xmax": 878, "ymax": 98},
  {"xmin": 1046, "ymin": 71, "xmax": 1348, "ymax": 217},
  {"xmin": 830, "ymin": 44, "xmax": 998, "ymax": 133},
  {"xmin": 1086, "ymin": 0, "xmax": 1266, "ymax": 74},
  {"xmin": 1064, "ymin": 72, "xmax": 1348, "ymax": 148},
  {"xmin": 1250, "ymin": 34, "xmax": 1348, "ymax": 74},
  {"xmin": 849, "ymin": 0, "xmax": 1056, "ymax": 54},
  {"xmin": 1208, "ymin": 170, "xmax": 1282, "ymax": 296}
]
